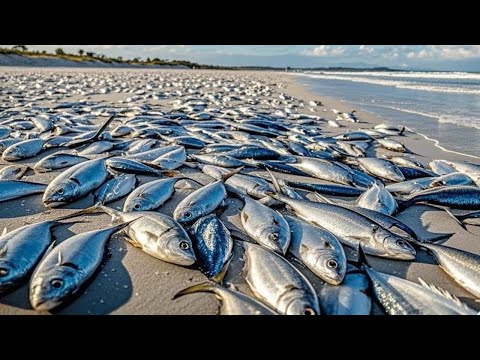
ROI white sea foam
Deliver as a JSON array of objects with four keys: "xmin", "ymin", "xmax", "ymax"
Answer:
[
  {"xmin": 296, "ymin": 73, "xmax": 480, "ymax": 95},
  {"xmin": 308, "ymin": 71, "xmax": 480, "ymax": 81},
  {"xmin": 408, "ymin": 128, "xmax": 480, "ymax": 160}
]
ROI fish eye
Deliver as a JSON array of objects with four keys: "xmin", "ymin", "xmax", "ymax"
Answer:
[
  {"xmin": 183, "ymin": 211, "xmax": 192, "ymax": 219},
  {"xmin": 303, "ymin": 307, "xmax": 316, "ymax": 315},
  {"xmin": 268, "ymin": 233, "xmax": 279, "ymax": 242},
  {"xmin": 134, "ymin": 204, "xmax": 141, "ymax": 210},
  {"xmin": 396, "ymin": 240, "xmax": 406, "ymax": 247},
  {"xmin": 57, "ymin": 188, "xmax": 64, "ymax": 195},
  {"xmin": 0, "ymin": 268, "xmax": 9, "ymax": 277},
  {"xmin": 179, "ymin": 241, "xmax": 190, "ymax": 250},
  {"xmin": 327, "ymin": 259, "xmax": 338, "ymax": 269},
  {"xmin": 51, "ymin": 279, "xmax": 63, "ymax": 289}
]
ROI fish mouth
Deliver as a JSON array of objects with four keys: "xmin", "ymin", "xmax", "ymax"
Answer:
[
  {"xmin": 43, "ymin": 200, "xmax": 67, "ymax": 208},
  {"xmin": 30, "ymin": 298, "xmax": 62, "ymax": 311}
]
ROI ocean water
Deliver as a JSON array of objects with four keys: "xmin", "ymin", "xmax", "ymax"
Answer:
[{"xmin": 294, "ymin": 71, "xmax": 480, "ymax": 158}]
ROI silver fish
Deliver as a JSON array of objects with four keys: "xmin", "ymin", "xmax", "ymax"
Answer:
[
  {"xmin": 0, "ymin": 180, "xmax": 47, "ymax": 202},
  {"xmin": 419, "ymin": 242, "xmax": 480, "ymax": 298},
  {"xmin": 356, "ymin": 158, "xmax": 405, "ymax": 182},
  {"xmin": 320, "ymin": 264, "xmax": 371, "ymax": 315},
  {"xmin": 34, "ymin": 153, "xmax": 89, "ymax": 173},
  {"xmin": 0, "ymin": 165, "xmax": 28, "ymax": 180},
  {"xmin": 243, "ymin": 242, "xmax": 320, "ymax": 315},
  {"xmin": 2, "ymin": 138, "xmax": 45, "ymax": 161},
  {"xmin": 290, "ymin": 157, "xmax": 354, "ymax": 185},
  {"xmin": 85, "ymin": 205, "xmax": 196, "ymax": 266},
  {"xmin": 124, "ymin": 177, "xmax": 188, "ymax": 212},
  {"xmin": 270, "ymin": 194, "xmax": 416, "ymax": 260},
  {"xmin": 285, "ymin": 215, "xmax": 346, "ymax": 285},
  {"xmin": 174, "ymin": 281, "xmax": 277, "ymax": 315},
  {"xmin": 29, "ymin": 222, "xmax": 131, "ymax": 311},
  {"xmin": 173, "ymin": 180, "xmax": 227, "ymax": 224},
  {"xmin": 93, "ymin": 173, "xmax": 137, "ymax": 204},
  {"xmin": 363, "ymin": 263, "xmax": 475, "ymax": 315},
  {"xmin": 241, "ymin": 196, "xmax": 291, "ymax": 254},
  {"xmin": 356, "ymin": 182, "xmax": 398, "ymax": 215},
  {"xmin": 43, "ymin": 158, "xmax": 108, "ymax": 207},
  {"xmin": 430, "ymin": 172, "xmax": 476, "ymax": 187}
]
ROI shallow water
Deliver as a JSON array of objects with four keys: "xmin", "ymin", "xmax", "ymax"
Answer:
[{"xmin": 295, "ymin": 71, "xmax": 480, "ymax": 158}]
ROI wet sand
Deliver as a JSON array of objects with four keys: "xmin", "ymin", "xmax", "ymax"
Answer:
[{"xmin": 0, "ymin": 68, "xmax": 479, "ymax": 315}]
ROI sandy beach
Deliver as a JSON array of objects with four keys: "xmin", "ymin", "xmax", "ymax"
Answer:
[{"xmin": 0, "ymin": 67, "xmax": 479, "ymax": 315}]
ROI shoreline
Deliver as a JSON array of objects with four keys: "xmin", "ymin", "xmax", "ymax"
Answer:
[
  {"xmin": 288, "ymin": 71, "xmax": 480, "ymax": 159},
  {"xmin": 0, "ymin": 68, "xmax": 479, "ymax": 314}
]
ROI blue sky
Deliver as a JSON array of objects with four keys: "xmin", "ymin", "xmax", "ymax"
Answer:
[{"xmin": 14, "ymin": 45, "xmax": 480, "ymax": 71}]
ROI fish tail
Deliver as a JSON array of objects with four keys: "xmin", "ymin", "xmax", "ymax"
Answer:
[
  {"xmin": 172, "ymin": 282, "xmax": 217, "ymax": 300},
  {"xmin": 51, "ymin": 203, "xmax": 105, "ymax": 222},
  {"xmin": 220, "ymin": 166, "xmax": 244, "ymax": 182},
  {"xmin": 210, "ymin": 255, "xmax": 233, "ymax": 284}
]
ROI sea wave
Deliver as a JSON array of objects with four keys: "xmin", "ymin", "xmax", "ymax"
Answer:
[
  {"xmin": 366, "ymin": 104, "xmax": 480, "ymax": 130},
  {"xmin": 307, "ymin": 71, "xmax": 480, "ymax": 81},
  {"xmin": 296, "ymin": 72, "xmax": 480, "ymax": 95}
]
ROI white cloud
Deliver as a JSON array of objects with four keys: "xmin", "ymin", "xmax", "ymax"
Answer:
[
  {"xmin": 406, "ymin": 45, "xmax": 480, "ymax": 60},
  {"xmin": 358, "ymin": 45, "xmax": 374, "ymax": 54},
  {"xmin": 304, "ymin": 45, "xmax": 345, "ymax": 57}
]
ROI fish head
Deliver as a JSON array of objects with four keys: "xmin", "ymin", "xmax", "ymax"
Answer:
[
  {"xmin": 124, "ymin": 198, "xmax": 151, "ymax": 212},
  {"xmin": 258, "ymin": 226, "xmax": 290, "ymax": 255},
  {"xmin": 282, "ymin": 291, "xmax": 319, "ymax": 315},
  {"xmin": 162, "ymin": 233, "xmax": 196, "ymax": 266},
  {"xmin": 2, "ymin": 146, "xmax": 23, "ymax": 161},
  {"xmin": 375, "ymin": 228, "xmax": 416, "ymax": 260},
  {"xmin": 30, "ymin": 266, "xmax": 81, "ymax": 311},
  {"xmin": 304, "ymin": 247, "xmax": 346, "ymax": 285},
  {"xmin": 0, "ymin": 259, "xmax": 20, "ymax": 292},
  {"xmin": 173, "ymin": 204, "xmax": 205, "ymax": 224},
  {"xmin": 43, "ymin": 179, "xmax": 81, "ymax": 207}
]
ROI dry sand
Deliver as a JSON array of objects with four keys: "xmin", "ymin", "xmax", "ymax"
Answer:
[{"xmin": 0, "ymin": 68, "xmax": 479, "ymax": 315}]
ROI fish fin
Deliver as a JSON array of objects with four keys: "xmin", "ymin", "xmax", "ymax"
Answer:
[
  {"xmin": 180, "ymin": 161, "xmax": 197, "ymax": 168},
  {"xmin": 51, "ymin": 202, "xmax": 105, "ymax": 222},
  {"xmin": 354, "ymin": 244, "xmax": 371, "ymax": 269},
  {"xmin": 313, "ymin": 192, "xmax": 334, "ymax": 204},
  {"xmin": 417, "ymin": 278, "xmax": 473, "ymax": 311},
  {"xmin": 93, "ymin": 115, "xmax": 116, "ymax": 141},
  {"xmin": 1, "ymin": 227, "xmax": 7, "ymax": 236},
  {"xmin": 172, "ymin": 281, "xmax": 216, "ymax": 300},
  {"xmin": 0, "ymin": 245, "xmax": 7, "ymax": 257},
  {"xmin": 422, "ymin": 204, "xmax": 475, "ymax": 235},
  {"xmin": 60, "ymin": 262, "xmax": 80, "ymax": 270},
  {"xmin": 210, "ymin": 255, "xmax": 233, "ymax": 285},
  {"xmin": 265, "ymin": 168, "xmax": 281, "ymax": 193},
  {"xmin": 220, "ymin": 166, "xmax": 244, "ymax": 182},
  {"xmin": 161, "ymin": 169, "xmax": 181, "ymax": 178},
  {"xmin": 418, "ymin": 233, "xmax": 455, "ymax": 245}
]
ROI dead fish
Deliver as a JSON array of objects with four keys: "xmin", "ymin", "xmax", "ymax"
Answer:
[
  {"xmin": 285, "ymin": 215, "xmax": 346, "ymax": 285},
  {"xmin": 0, "ymin": 180, "xmax": 47, "ymax": 203},
  {"xmin": 190, "ymin": 214, "xmax": 233, "ymax": 278},
  {"xmin": 356, "ymin": 182, "xmax": 398, "ymax": 216},
  {"xmin": 124, "ymin": 177, "xmax": 192, "ymax": 212},
  {"xmin": 418, "ymin": 241, "xmax": 480, "ymax": 299},
  {"xmin": 242, "ymin": 242, "xmax": 320, "ymax": 315},
  {"xmin": 43, "ymin": 158, "xmax": 108, "ymax": 207},
  {"xmin": 320, "ymin": 264, "xmax": 371, "ymax": 315},
  {"xmin": 93, "ymin": 173, "xmax": 137, "ymax": 204},
  {"xmin": 0, "ymin": 165, "xmax": 29, "ymax": 180},
  {"xmin": 80, "ymin": 205, "xmax": 196, "ymax": 266},
  {"xmin": 2, "ymin": 138, "xmax": 45, "ymax": 161},
  {"xmin": 29, "ymin": 221, "xmax": 132, "ymax": 311},
  {"xmin": 34, "ymin": 153, "xmax": 89, "ymax": 173},
  {"xmin": 240, "ymin": 195, "xmax": 291, "ymax": 255}
]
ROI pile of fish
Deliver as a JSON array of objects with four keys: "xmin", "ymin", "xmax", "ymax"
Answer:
[{"xmin": 0, "ymin": 69, "xmax": 479, "ymax": 315}]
